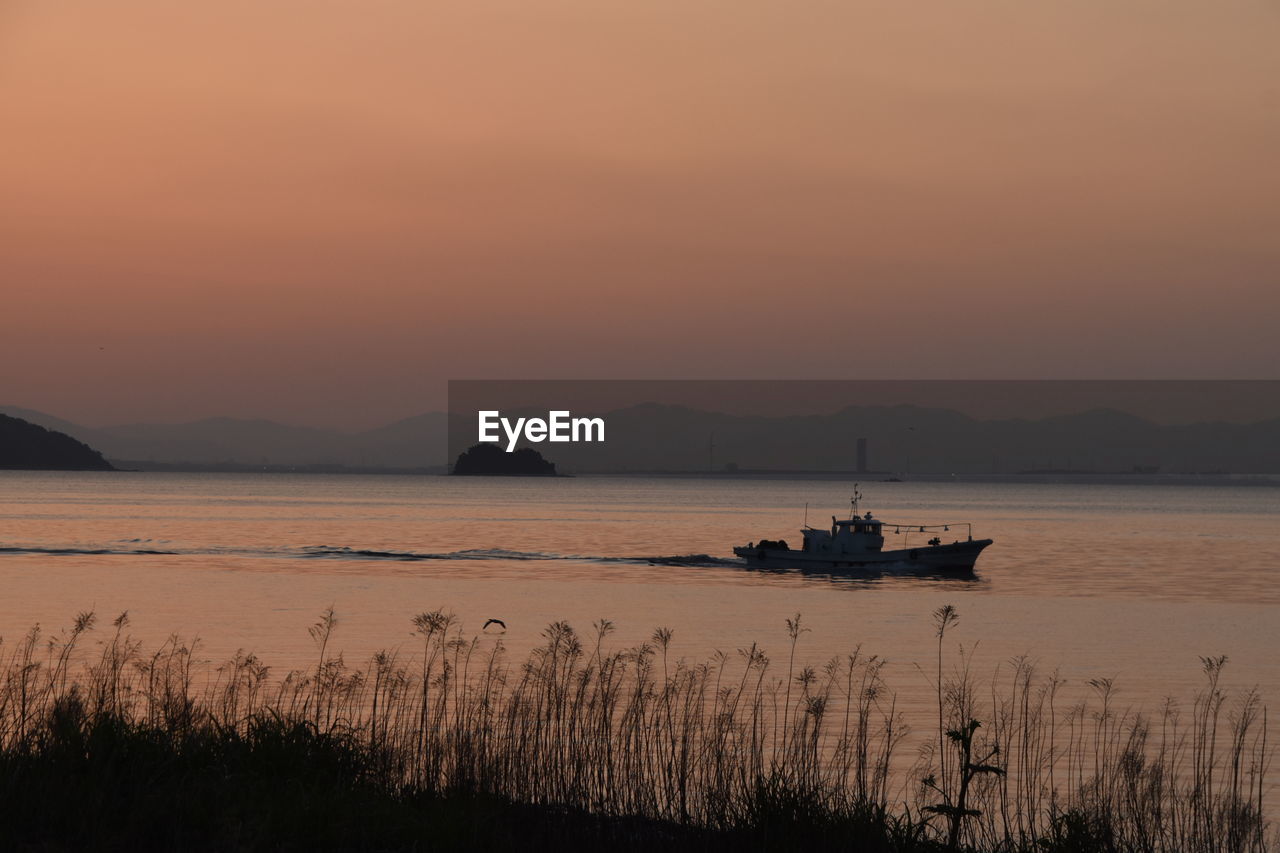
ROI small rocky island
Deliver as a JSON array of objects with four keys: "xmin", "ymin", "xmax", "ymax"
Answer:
[
  {"xmin": 0, "ymin": 414, "xmax": 115, "ymax": 471},
  {"xmin": 451, "ymin": 443, "xmax": 557, "ymax": 476}
]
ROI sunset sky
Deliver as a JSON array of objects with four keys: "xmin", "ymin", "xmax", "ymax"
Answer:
[{"xmin": 3, "ymin": 1, "xmax": 1277, "ymax": 429}]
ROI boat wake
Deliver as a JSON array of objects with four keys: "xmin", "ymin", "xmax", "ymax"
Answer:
[
  {"xmin": 301, "ymin": 546, "xmax": 556, "ymax": 562},
  {"xmin": 0, "ymin": 545, "xmax": 180, "ymax": 556},
  {"xmin": 0, "ymin": 541, "xmax": 739, "ymax": 570},
  {"xmin": 301, "ymin": 546, "xmax": 738, "ymax": 569}
]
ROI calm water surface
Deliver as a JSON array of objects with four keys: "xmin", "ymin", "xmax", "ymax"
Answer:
[{"xmin": 2, "ymin": 471, "xmax": 1278, "ymax": 765}]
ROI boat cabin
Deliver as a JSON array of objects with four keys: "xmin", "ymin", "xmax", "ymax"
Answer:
[{"xmin": 801, "ymin": 512, "xmax": 885, "ymax": 555}]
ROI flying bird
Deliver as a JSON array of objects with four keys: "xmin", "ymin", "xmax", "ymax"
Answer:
[{"xmin": 483, "ymin": 618, "xmax": 506, "ymax": 632}]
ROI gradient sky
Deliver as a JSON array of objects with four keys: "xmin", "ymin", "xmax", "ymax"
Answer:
[{"xmin": 3, "ymin": 1, "xmax": 1277, "ymax": 429}]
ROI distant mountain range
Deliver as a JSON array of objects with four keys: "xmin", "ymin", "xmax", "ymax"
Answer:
[
  {"xmin": 0, "ymin": 407, "xmax": 446, "ymax": 471},
  {"xmin": 5, "ymin": 404, "xmax": 1280, "ymax": 475}
]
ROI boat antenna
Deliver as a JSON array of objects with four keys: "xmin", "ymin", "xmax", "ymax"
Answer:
[
  {"xmin": 850, "ymin": 483, "xmax": 862, "ymax": 518},
  {"xmin": 803, "ymin": 502, "xmax": 809, "ymax": 527}
]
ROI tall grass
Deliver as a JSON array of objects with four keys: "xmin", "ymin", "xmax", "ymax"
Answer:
[{"xmin": 0, "ymin": 607, "xmax": 1272, "ymax": 851}]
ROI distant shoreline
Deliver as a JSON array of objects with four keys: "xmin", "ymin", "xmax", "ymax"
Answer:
[
  {"xmin": 19, "ymin": 465, "xmax": 1275, "ymax": 486},
  {"xmin": 587, "ymin": 470, "xmax": 1280, "ymax": 486},
  {"xmin": 105, "ymin": 460, "xmax": 444, "ymax": 475}
]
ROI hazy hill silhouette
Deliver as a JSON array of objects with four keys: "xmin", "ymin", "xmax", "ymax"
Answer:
[
  {"xmin": 452, "ymin": 443, "xmax": 558, "ymax": 476},
  {"xmin": 0, "ymin": 406, "xmax": 88, "ymax": 438},
  {"xmin": 0, "ymin": 407, "xmax": 446, "ymax": 470},
  {"xmin": 0, "ymin": 415, "xmax": 114, "ymax": 471},
  {"xmin": 354, "ymin": 413, "xmax": 449, "ymax": 467}
]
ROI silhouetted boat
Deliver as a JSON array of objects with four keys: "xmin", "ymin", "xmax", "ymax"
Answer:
[{"xmin": 734, "ymin": 490, "xmax": 992, "ymax": 573}]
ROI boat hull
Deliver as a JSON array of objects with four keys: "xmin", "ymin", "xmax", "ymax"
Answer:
[{"xmin": 733, "ymin": 538, "xmax": 993, "ymax": 574}]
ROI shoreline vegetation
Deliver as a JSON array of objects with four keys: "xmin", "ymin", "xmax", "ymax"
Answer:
[{"xmin": 0, "ymin": 607, "xmax": 1271, "ymax": 851}]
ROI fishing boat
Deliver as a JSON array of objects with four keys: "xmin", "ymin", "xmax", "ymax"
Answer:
[{"xmin": 733, "ymin": 488, "xmax": 992, "ymax": 573}]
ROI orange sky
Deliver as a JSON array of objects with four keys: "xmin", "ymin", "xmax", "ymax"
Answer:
[{"xmin": 2, "ymin": 1, "xmax": 1277, "ymax": 429}]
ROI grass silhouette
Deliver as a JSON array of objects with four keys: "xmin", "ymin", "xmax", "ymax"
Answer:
[{"xmin": 0, "ymin": 607, "xmax": 1271, "ymax": 851}]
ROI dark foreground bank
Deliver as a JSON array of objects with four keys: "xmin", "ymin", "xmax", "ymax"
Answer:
[
  {"xmin": 6, "ymin": 711, "xmax": 1234, "ymax": 853},
  {"xmin": 0, "ymin": 609, "xmax": 1271, "ymax": 852},
  {"xmin": 0, "ymin": 712, "xmax": 918, "ymax": 852}
]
